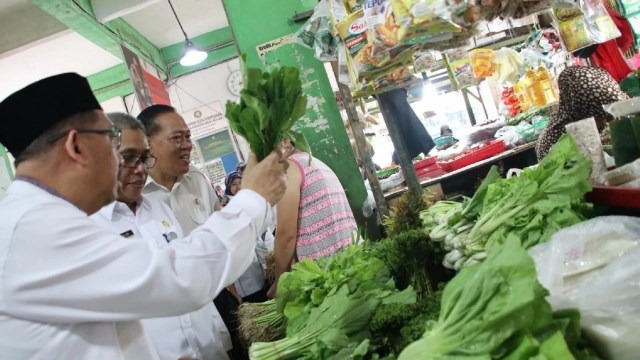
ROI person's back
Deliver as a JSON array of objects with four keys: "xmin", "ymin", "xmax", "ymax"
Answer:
[{"xmin": 288, "ymin": 152, "xmax": 357, "ymax": 260}]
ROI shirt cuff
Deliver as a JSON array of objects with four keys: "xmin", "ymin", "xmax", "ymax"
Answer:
[{"xmin": 225, "ymin": 189, "xmax": 272, "ymax": 234}]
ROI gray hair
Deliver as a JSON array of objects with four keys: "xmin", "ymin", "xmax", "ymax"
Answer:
[
  {"xmin": 14, "ymin": 111, "xmax": 100, "ymax": 167},
  {"xmin": 107, "ymin": 112, "xmax": 145, "ymax": 132}
]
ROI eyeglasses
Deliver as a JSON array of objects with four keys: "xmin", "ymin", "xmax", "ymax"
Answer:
[
  {"xmin": 121, "ymin": 153, "xmax": 157, "ymax": 169},
  {"xmin": 48, "ymin": 127, "xmax": 122, "ymax": 148}
]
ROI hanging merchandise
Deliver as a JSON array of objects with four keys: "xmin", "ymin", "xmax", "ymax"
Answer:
[
  {"xmin": 552, "ymin": 3, "xmax": 595, "ymax": 52},
  {"xmin": 580, "ymin": 0, "xmax": 621, "ymax": 44},
  {"xmin": 294, "ymin": 0, "xmax": 340, "ymax": 61},
  {"xmin": 487, "ymin": 47, "xmax": 524, "ymax": 85},
  {"xmin": 468, "ymin": 48, "xmax": 495, "ymax": 80},
  {"xmin": 628, "ymin": 13, "xmax": 640, "ymax": 48},
  {"xmin": 344, "ymin": 0, "xmax": 366, "ymax": 13},
  {"xmin": 445, "ymin": 48, "xmax": 476, "ymax": 90},
  {"xmin": 413, "ymin": 50, "xmax": 438, "ymax": 72}
]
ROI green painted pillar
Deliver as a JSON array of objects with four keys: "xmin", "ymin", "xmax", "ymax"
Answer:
[{"xmin": 223, "ymin": 0, "xmax": 377, "ymax": 237}]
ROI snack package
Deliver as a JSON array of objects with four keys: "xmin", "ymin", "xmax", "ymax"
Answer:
[
  {"xmin": 337, "ymin": 9, "xmax": 417, "ymax": 82},
  {"xmin": 344, "ymin": 0, "xmax": 366, "ymax": 13},
  {"xmin": 468, "ymin": 48, "xmax": 495, "ymax": 79},
  {"xmin": 552, "ymin": 3, "xmax": 594, "ymax": 52},
  {"xmin": 391, "ymin": 0, "xmax": 463, "ymax": 45},
  {"xmin": 445, "ymin": 49, "xmax": 478, "ymax": 90},
  {"xmin": 413, "ymin": 51, "xmax": 438, "ymax": 72}
]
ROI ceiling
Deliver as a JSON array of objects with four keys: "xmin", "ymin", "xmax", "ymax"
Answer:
[{"xmin": 0, "ymin": 0, "xmax": 233, "ymax": 101}]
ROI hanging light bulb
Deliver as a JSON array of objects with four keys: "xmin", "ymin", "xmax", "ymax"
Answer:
[
  {"xmin": 180, "ymin": 40, "xmax": 207, "ymax": 66},
  {"xmin": 168, "ymin": 0, "xmax": 208, "ymax": 67}
]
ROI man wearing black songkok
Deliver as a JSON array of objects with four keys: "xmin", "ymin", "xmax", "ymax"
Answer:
[{"xmin": 0, "ymin": 73, "xmax": 288, "ymax": 358}]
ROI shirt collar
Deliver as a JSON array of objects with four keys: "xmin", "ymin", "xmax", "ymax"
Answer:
[
  {"xmin": 14, "ymin": 176, "xmax": 72, "ymax": 203},
  {"xmin": 144, "ymin": 167, "xmax": 194, "ymax": 191},
  {"xmin": 100, "ymin": 197, "xmax": 144, "ymax": 220}
]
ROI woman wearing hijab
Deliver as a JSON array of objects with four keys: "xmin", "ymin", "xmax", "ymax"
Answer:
[
  {"xmin": 536, "ymin": 66, "xmax": 628, "ymax": 160},
  {"xmin": 223, "ymin": 170, "xmax": 273, "ymax": 303}
]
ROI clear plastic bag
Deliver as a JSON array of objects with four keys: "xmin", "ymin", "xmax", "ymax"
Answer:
[
  {"xmin": 294, "ymin": 0, "xmax": 338, "ymax": 61},
  {"xmin": 494, "ymin": 125, "xmax": 525, "ymax": 149},
  {"xmin": 529, "ymin": 216, "xmax": 640, "ymax": 360}
]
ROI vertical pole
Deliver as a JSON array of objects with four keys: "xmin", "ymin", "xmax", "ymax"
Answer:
[
  {"xmin": 377, "ymin": 94, "xmax": 423, "ymax": 199},
  {"xmin": 461, "ymin": 88, "xmax": 477, "ymax": 126},
  {"xmin": 337, "ymin": 84, "xmax": 390, "ymax": 218}
]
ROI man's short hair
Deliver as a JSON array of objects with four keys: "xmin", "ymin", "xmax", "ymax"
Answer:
[
  {"xmin": 137, "ymin": 104, "xmax": 176, "ymax": 137},
  {"xmin": 107, "ymin": 112, "xmax": 145, "ymax": 132},
  {"xmin": 14, "ymin": 111, "xmax": 100, "ymax": 167}
]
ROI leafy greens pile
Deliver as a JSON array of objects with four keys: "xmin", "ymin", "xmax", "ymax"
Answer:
[
  {"xmin": 399, "ymin": 239, "xmax": 597, "ymax": 359},
  {"xmin": 225, "ymin": 55, "xmax": 311, "ymax": 160},
  {"xmin": 248, "ymin": 244, "xmax": 416, "ymax": 359},
  {"xmin": 423, "ymin": 134, "xmax": 593, "ymax": 270}
]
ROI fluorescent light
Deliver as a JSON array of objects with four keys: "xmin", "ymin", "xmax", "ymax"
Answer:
[{"xmin": 179, "ymin": 41, "xmax": 207, "ymax": 66}]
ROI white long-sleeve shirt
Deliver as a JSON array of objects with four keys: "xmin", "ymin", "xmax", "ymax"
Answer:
[
  {"xmin": 0, "ymin": 180, "xmax": 270, "ymax": 359},
  {"xmin": 91, "ymin": 197, "xmax": 231, "ymax": 360}
]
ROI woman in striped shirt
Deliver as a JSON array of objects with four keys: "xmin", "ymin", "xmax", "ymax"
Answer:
[{"xmin": 267, "ymin": 138, "xmax": 358, "ymax": 298}]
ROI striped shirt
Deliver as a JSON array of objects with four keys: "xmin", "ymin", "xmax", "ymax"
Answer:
[{"xmin": 289, "ymin": 152, "xmax": 357, "ymax": 260}]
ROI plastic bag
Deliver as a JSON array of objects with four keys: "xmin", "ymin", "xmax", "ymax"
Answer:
[
  {"xmin": 294, "ymin": 0, "xmax": 339, "ymax": 61},
  {"xmin": 529, "ymin": 216, "xmax": 640, "ymax": 360},
  {"xmin": 552, "ymin": 2, "xmax": 594, "ymax": 52},
  {"xmin": 494, "ymin": 125, "xmax": 524, "ymax": 149},
  {"xmin": 580, "ymin": 0, "xmax": 621, "ymax": 44}
]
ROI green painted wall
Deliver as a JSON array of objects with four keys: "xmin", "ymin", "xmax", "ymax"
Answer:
[{"xmin": 223, "ymin": 0, "xmax": 375, "ymax": 233}]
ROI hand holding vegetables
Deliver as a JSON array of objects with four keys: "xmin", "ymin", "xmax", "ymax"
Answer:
[{"xmin": 241, "ymin": 151, "xmax": 289, "ymax": 206}]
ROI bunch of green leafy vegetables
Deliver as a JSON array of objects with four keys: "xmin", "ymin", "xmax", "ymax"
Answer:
[
  {"xmin": 276, "ymin": 244, "xmax": 415, "ymax": 334},
  {"xmin": 398, "ymin": 239, "xmax": 599, "ymax": 359},
  {"xmin": 467, "ymin": 134, "xmax": 593, "ymax": 254},
  {"xmin": 369, "ymin": 284, "xmax": 444, "ymax": 357},
  {"xmin": 250, "ymin": 244, "xmax": 417, "ymax": 359},
  {"xmin": 225, "ymin": 54, "xmax": 311, "ymax": 161},
  {"xmin": 369, "ymin": 229, "xmax": 439, "ymax": 299}
]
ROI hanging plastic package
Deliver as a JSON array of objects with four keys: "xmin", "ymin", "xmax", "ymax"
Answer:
[
  {"xmin": 468, "ymin": 48, "xmax": 495, "ymax": 79},
  {"xmin": 294, "ymin": 0, "xmax": 339, "ymax": 61},
  {"xmin": 580, "ymin": 0, "xmax": 621, "ymax": 44},
  {"xmin": 529, "ymin": 216, "xmax": 640, "ymax": 360},
  {"xmin": 552, "ymin": 2, "xmax": 594, "ymax": 52}
]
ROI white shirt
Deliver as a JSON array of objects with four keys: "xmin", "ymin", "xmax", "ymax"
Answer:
[
  {"xmin": 91, "ymin": 197, "xmax": 230, "ymax": 360},
  {"xmin": 143, "ymin": 166, "xmax": 221, "ymax": 236},
  {"xmin": 0, "ymin": 180, "xmax": 271, "ymax": 359}
]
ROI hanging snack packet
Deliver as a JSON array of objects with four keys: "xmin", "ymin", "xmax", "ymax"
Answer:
[
  {"xmin": 552, "ymin": 3, "xmax": 594, "ymax": 52},
  {"xmin": 468, "ymin": 48, "xmax": 495, "ymax": 79},
  {"xmin": 344, "ymin": 0, "xmax": 366, "ymax": 13}
]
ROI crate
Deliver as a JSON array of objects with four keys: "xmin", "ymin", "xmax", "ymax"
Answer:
[
  {"xmin": 437, "ymin": 140, "xmax": 506, "ymax": 172},
  {"xmin": 376, "ymin": 166, "xmax": 399, "ymax": 179},
  {"xmin": 413, "ymin": 156, "xmax": 437, "ymax": 170},
  {"xmin": 516, "ymin": 120, "xmax": 549, "ymax": 143},
  {"xmin": 417, "ymin": 166, "xmax": 447, "ymax": 180}
]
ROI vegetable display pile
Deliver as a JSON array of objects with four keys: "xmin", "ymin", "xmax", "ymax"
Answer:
[
  {"xmin": 225, "ymin": 55, "xmax": 311, "ymax": 160},
  {"xmin": 399, "ymin": 239, "xmax": 598, "ymax": 359},
  {"xmin": 422, "ymin": 134, "xmax": 593, "ymax": 270},
  {"xmin": 246, "ymin": 244, "xmax": 417, "ymax": 359}
]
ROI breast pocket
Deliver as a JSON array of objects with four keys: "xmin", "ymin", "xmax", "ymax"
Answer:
[{"xmin": 188, "ymin": 196, "xmax": 209, "ymax": 225}]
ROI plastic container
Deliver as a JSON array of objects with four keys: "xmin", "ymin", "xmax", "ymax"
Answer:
[
  {"xmin": 416, "ymin": 166, "xmax": 446, "ymax": 180},
  {"xmin": 437, "ymin": 140, "xmax": 506, "ymax": 172},
  {"xmin": 434, "ymin": 135, "xmax": 454, "ymax": 148},
  {"xmin": 413, "ymin": 156, "xmax": 437, "ymax": 170},
  {"xmin": 376, "ymin": 167, "xmax": 400, "ymax": 179}
]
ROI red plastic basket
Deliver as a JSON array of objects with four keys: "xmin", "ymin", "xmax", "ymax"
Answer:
[
  {"xmin": 586, "ymin": 186, "xmax": 640, "ymax": 209},
  {"xmin": 437, "ymin": 140, "xmax": 506, "ymax": 172},
  {"xmin": 416, "ymin": 167, "xmax": 447, "ymax": 180},
  {"xmin": 413, "ymin": 156, "xmax": 438, "ymax": 171}
]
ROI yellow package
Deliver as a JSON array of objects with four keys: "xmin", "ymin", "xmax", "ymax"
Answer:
[
  {"xmin": 553, "ymin": 4, "xmax": 594, "ymax": 52},
  {"xmin": 469, "ymin": 48, "xmax": 495, "ymax": 79},
  {"xmin": 344, "ymin": 0, "xmax": 366, "ymax": 13},
  {"xmin": 392, "ymin": 0, "xmax": 465, "ymax": 44}
]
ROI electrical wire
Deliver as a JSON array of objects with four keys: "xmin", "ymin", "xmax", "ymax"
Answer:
[{"xmin": 167, "ymin": 0, "xmax": 190, "ymax": 42}]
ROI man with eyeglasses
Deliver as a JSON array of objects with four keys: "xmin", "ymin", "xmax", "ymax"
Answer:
[
  {"xmin": 138, "ymin": 104, "xmax": 246, "ymax": 359},
  {"xmin": 0, "ymin": 73, "xmax": 288, "ymax": 359},
  {"xmin": 91, "ymin": 113, "xmax": 229, "ymax": 360}
]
